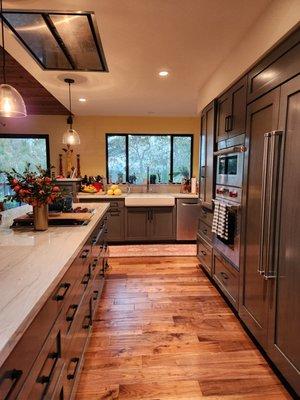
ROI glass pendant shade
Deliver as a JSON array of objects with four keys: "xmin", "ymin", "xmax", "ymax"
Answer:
[
  {"xmin": 0, "ymin": 84, "xmax": 27, "ymax": 117},
  {"xmin": 62, "ymin": 127, "xmax": 80, "ymax": 145}
]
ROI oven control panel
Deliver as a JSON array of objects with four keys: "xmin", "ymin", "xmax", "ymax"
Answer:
[{"xmin": 215, "ymin": 185, "xmax": 242, "ymax": 204}]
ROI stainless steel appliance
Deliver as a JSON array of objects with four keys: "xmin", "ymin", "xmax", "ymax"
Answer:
[
  {"xmin": 213, "ymin": 135, "xmax": 246, "ymax": 268},
  {"xmin": 215, "ymin": 144, "xmax": 246, "ymax": 188},
  {"xmin": 176, "ymin": 198, "xmax": 200, "ymax": 240}
]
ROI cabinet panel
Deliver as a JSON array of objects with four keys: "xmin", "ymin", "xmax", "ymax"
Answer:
[
  {"xmin": 267, "ymin": 76, "xmax": 300, "ymax": 396},
  {"xmin": 248, "ymin": 28, "xmax": 300, "ymax": 103},
  {"xmin": 107, "ymin": 207, "xmax": 125, "ymax": 242},
  {"xmin": 230, "ymin": 77, "xmax": 247, "ymax": 138},
  {"xmin": 213, "ymin": 252, "xmax": 239, "ymax": 309},
  {"xmin": 199, "ymin": 100, "xmax": 216, "ymax": 209},
  {"xmin": 216, "ymin": 93, "xmax": 231, "ymax": 142},
  {"xmin": 150, "ymin": 207, "xmax": 175, "ymax": 241},
  {"xmin": 197, "ymin": 234, "xmax": 212, "ymax": 275},
  {"xmin": 239, "ymin": 88, "xmax": 280, "ymax": 347},
  {"xmin": 125, "ymin": 208, "xmax": 150, "ymax": 241}
]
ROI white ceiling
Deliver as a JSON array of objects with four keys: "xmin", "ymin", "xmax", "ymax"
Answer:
[{"xmin": 4, "ymin": 0, "xmax": 272, "ymax": 116}]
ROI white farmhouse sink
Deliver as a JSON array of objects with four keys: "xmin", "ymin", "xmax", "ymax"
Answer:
[{"xmin": 125, "ymin": 193, "xmax": 175, "ymax": 207}]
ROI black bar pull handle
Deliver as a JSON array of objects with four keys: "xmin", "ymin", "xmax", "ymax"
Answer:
[
  {"xmin": 53, "ymin": 282, "xmax": 70, "ymax": 301},
  {"xmin": 66, "ymin": 304, "xmax": 78, "ymax": 322},
  {"xmin": 201, "ymin": 250, "xmax": 207, "ymax": 256},
  {"xmin": 67, "ymin": 358, "xmax": 80, "ymax": 380},
  {"xmin": 0, "ymin": 369, "xmax": 23, "ymax": 399}
]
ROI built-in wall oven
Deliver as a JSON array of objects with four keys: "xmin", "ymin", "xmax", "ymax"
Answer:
[{"xmin": 213, "ymin": 135, "xmax": 246, "ymax": 269}]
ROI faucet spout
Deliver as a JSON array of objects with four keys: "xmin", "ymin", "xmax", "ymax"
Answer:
[{"xmin": 146, "ymin": 166, "xmax": 150, "ymax": 193}]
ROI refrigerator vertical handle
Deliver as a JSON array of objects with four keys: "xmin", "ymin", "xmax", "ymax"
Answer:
[
  {"xmin": 258, "ymin": 132, "xmax": 270, "ymax": 276},
  {"xmin": 264, "ymin": 130, "xmax": 283, "ymax": 280}
]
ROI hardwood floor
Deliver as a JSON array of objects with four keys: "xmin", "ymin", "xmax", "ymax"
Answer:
[{"xmin": 76, "ymin": 257, "xmax": 291, "ymax": 399}]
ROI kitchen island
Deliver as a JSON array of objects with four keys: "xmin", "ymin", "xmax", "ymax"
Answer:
[{"xmin": 0, "ymin": 202, "xmax": 109, "ymax": 399}]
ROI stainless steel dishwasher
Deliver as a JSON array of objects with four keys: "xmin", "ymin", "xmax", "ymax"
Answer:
[{"xmin": 176, "ymin": 198, "xmax": 200, "ymax": 240}]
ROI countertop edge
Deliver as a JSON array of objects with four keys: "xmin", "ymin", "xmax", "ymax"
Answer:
[{"xmin": 0, "ymin": 202, "xmax": 110, "ymax": 367}]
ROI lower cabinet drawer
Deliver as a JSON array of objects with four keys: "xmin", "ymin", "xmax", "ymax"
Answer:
[
  {"xmin": 199, "ymin": 206, "xmax": 213, "ymax": 226},
  {"xmin": 213, "ymin": 252, "xmax": 239, "ymax": 308},
  {"xmin": 16, "ymin": 327, "xmax": 64, "ymax": 399},
  {"xmin": 198, "ymin": 219, "xmax": 213, "ymax": 244},
  {"xmin": 197, "ymin": 234, "xmax": 212, "ymax": 275}
]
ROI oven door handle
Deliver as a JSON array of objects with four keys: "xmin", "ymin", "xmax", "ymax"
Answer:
[{"xmin": 214, "ymin": 145, "xmax": 247, "ymax": 156}]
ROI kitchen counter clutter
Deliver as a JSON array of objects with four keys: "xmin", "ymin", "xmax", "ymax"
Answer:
[
  {"xmin": 0, "ymin": 202, "xmax": 109, "ymax": 384},
  {"xmin": 77, "ymin": 192, "xmax": 198, "ymax": 200}
]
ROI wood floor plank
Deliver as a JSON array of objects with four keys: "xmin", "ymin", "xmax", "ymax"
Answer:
[{"xmin": 75, "ymin": 256, "xmax": 291, "ymax": 400}]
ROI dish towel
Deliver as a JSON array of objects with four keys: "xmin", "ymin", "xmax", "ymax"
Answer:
[{"xmin": 212, "ymin": 200, "xmax": 229, "ymax": 240}]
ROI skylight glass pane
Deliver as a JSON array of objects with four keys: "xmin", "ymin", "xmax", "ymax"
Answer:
[
  {"xmin": 173, "ymin": 136, "xmax": 192, "ymax": 182},
  {"xmin": 128, "ymin": 135, "xmax": 171, "ymax": 184},
  {"xmin": 3, "ymin": 13, "xmax": 71, "ymax": 69},
  {"xmin": 50, "ymin": 14, "xmax": 103, "ymax": 71}
]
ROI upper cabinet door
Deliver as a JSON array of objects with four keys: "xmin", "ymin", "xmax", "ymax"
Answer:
[
  {"xmin": 216, "ymin": 92, "xmax": 231, "ymax": 142},
  {"xmin": 216, "ymin": 76, "xmax": 247, "ymax": 142},
  {"xmin": 229, "ymin": 76, "xmax": 247, "ymax": 138},
  {"xmin": 267, "ymin": 75, "xmax": 300, "ymax": 397},
  {"xmin": 199, "ymin": 100, "xmax": 216, "ymax": 209},
  {"xmin": 247, "ymin": 27, "xmax": 300, "ymax": 104}
]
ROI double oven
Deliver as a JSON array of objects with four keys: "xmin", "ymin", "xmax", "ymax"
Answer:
[{"xmin": 213, "ymin": 135, "xmax": 246, "ymax": 268}]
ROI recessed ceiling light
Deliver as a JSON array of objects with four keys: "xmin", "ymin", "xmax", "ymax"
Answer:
[
  {"xmin": 79, "ymin": 98, "xmax": 87, "ymax": 102},
  {"xmin": 158, "ymin": 70, "xmax": 169, "ymax": 77}
]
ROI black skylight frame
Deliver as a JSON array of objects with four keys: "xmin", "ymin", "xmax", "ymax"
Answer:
[{"xmin": 1, "ymin": 10, "xmax": 109, "ymax": 72}]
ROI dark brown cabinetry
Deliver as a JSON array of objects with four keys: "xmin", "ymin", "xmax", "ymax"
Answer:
[
  {"xmin": 0, "ymin": 214, "xmax": 108, "ymax": 400},
  {"xmin": 247, "ymin": 28, "xmax": 300, "ymax": 104},
  {"xmin": 125, "ymin": 207, "xmax": 176, "ymax": 241},
  {"xmin": 199, "ymin": 100, "xmax": 216, "ymax": 209},
  {"xmin": 239, "ymin": 88, "xmax": 280, "ymax": 347},
  {"xmin": 213, "ymin": 252, "xmax": 239, "ymax": 309},
  {"xmin": 197, "ymin": 234, "xmax": 212, "ymax": 275},
  {"xmin": 216, "ymin": 76, "xmax": 247, "ymax": 142},
  {"xmin": 240, "ymin": 75, "xmax": 300, "ymax": 396}
]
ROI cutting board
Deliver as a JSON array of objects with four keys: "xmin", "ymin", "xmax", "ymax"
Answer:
[{"xmin": 11, "ymin": 212, "xmax": 93, "ymax": 228}]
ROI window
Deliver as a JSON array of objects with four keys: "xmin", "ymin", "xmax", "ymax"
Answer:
[
  {"xmin": 106, "ymin": 134, "xmax": 193, "ymax": 184},
  {"xmin": 0, "ymin": 134, "xmax": 49, "ymax": 209}
]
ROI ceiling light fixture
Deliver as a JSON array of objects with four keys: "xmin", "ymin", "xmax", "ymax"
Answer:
[
  {"xmin": 78, "ymin": 98, "xmax": 86, "ymax": 102},
  {"xmin": 62, "ymin": 78, "xmax": 80, "ymax": 145},
  {"xmin": 158, "ymin": 70, "xmax": 169, "ymax": 77},
  {"xmin": 0, "ymin": 0, "xmax": 27, "ymax": 118}
]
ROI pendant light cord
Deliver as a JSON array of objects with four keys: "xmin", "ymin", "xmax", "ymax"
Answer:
[
  {"xmin": 68, "ymin": 81, "xmax": 73, "ymax": 129},
  {"xmin": 1, "ymin": 0, "xmax": 6, "ymax": 84}
]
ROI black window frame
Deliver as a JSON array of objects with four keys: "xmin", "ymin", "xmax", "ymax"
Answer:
[{"xmin": 105, "ymin": 133, "xmax": 194, "ymax": 184}]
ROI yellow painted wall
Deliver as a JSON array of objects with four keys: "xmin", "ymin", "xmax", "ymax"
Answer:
[{"xmin": 0, "ymin": 115, "xmax": 199, "ymax": 178}]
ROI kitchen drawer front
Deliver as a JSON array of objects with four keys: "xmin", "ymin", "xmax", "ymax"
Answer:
[
  {"xmin": 63, "ymin": 293, "xmax": 92, "ymax": 399},
  {"xmin": 16, "ymin": 327, "xmax": 64, "ymax": 400},
  {"xmin": 199, "ymin": 206, "xmax": 213, "ymax": 226},
  {"xmin": 198, "ymin": 219, "xmax": 213, "ymax": 244},
  {"xmin": 213, "ymin": 252, "xmax": 239, "ymax": 308},
  {"xmin": 109, "ymin": 199, "xmax": 125, "ymax": 209},
  {"xmin": 197, "ymin": 234, "xmax": 212, "ymax": 275}
]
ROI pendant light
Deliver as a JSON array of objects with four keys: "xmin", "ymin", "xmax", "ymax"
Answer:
[
  {"xmin": 62, "ymin": 78, "xmax": 80, "ymax": 145},
  {"xmin": 0, "ymin": 0, "xmax": 27, "ymax": 118}
]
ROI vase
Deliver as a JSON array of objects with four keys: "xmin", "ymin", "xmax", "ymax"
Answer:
[{"xmin": 33, "ymin": 204, "xmax": 48, "ymax": 231}]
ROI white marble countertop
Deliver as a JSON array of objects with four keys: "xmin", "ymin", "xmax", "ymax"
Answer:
[
  {"xmin": 77, "ymin": 192, "xmax": 199, "ymax": 200},
  {"xmin": 0, "ymin": 202, "xmax": 109, "ymax": 366}
]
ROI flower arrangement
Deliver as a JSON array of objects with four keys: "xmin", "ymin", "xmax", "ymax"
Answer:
[{"xmin": 1, "ymin": 163, "xmax": 63, "ymax": 207}]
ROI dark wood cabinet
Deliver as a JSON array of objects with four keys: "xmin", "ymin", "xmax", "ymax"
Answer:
[
  {"xmin": 239, "ymin": 87, "xmax": 280, "ymax": 348},
  {"xmin": 213, "ymin": 252, "xmax": 239, "ymax": 310},
  {"xmin": 125, "ymin": 207, "xmax": 176, "ymax": 241},
  {"xmin": 199, "ymin": 100, "xmax": 216, "ymax": 209},
  {"xmin": 150, "ymin": 207, "xmax": 176, "ymax": 241},
  {"xmin": 197, "ymin": 234, "xmax": 212, "ymax": 276},
  {"xmin": 107, "ymin": 203, "xmax": 125, "ymax": 242},
  {"xmin": 240, "ymin": 74, "xmax": 300, "ymax": 397},
  {"xmin": 266, "ymin": 75, "xmax": 300, "ymax": 396},
  {"xmin": 216, "ymin": 76, "xmax": 247, "ymax": 142},
  {"xmin": 0, "ymin": 214, "xmax": 107, "ymax": 400},
  {"xmin": 247, "ymin": 28, "xmax": 300, "ymax": 104}
]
